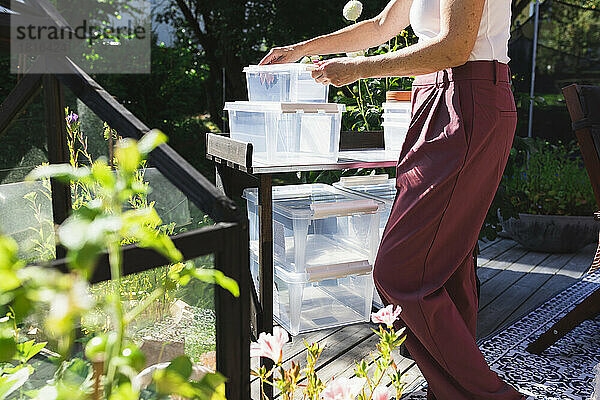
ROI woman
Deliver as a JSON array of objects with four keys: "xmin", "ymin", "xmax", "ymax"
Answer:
[{"xmin": 261, "ymin": 0, "xmax": 525, "ymax": 399}]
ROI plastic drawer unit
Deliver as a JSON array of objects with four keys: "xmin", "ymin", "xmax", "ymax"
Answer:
[
  {"xmin": 225, "ymin": 102, "xmax": 345, "ymax": 164},
  {"xmin": 250, "ymin": 251, "xmax": 374, "ymax": 336},
  {"xmin": 333, "ymin": 175, "xmax": 397, "ymax": 309},
  {"xmin": 244, "ymin": 63, "xmax": 329, "ymax": 103},
  {"xmin": 243, "ymin": 184, "xmax": 385, "ymax": 274},
  {"xmin": 382, "ymin": 102, "xmax": 412, "ymax": 151}
]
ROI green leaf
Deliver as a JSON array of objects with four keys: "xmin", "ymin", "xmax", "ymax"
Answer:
[
  {"xmin": 166, "ymin": 355, "xmax": 192, "ymax": 380},
  {"xmin": 108, "ymin": 382, "xmax": 139, "ymax": 400},
  {"xmin": 26, "ymin": 165, "xmax": 90, "ymax": 183},
  {"xmin": 115, "ymin": 139, "xmax": 142, "ymax": 174},
  {"xmin": 0, "ymin": 365, "xmax": 31, "ymax": 400},
  {"xmin": 0, "ymin": 336, "xmax": 16, "ymax": 363},
  {"xmin": 91, "ymin": 159, "xmax": 116, "ymax": 189},
  {"xmin": 137, "ymin": 129, "xmax": 167, "ymax": 155},
  {"xmin": 0, "ymin": 271, "xmax": 20, "ymax": 292},
  {"xmin": 121, "ymin": 207, "xmax": 161, "ymax": 230},
  {"xmin": 55, "ymin": 358, "xmax": 92, "ymax": 388},
  {"xmin": 188, "ymin": 268, "xmax": 240, "ymax": 297},
  {"xmin": 15, "ymin": 340, "xmax": 46, "ymax": 363},
  {"xmin": 0, "ymin": 237, "xmax": 19, "ymax": 270},
  {"xmin": 67, "ymin": 243, "xmax": 102, "ymax": 276},
  {"xmin": 58, "ymin": 215, "xmax": 121, "ymax": 251},
  {"xmin": 153, "ymin": 369, "xmax": 197, "ymax": 398}
]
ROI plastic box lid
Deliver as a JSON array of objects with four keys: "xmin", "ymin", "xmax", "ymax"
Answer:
[
  {"xmin": 224, "ymin": 101, "xmax": 345, "ymax": 114},
  {"xmin": 383, "ymin": 102, "xmax": 411, "ymax": 111},
  {"xmin": 242, "ymin": 183, "xmax": 384, "ymax": 220},
  {"xmin": 251, "ymin": 250, "xmax": 372, "ymax": 284},
  {"xmin": 333, "ymin": 175, "xmax": 397, "ymax": 205},
  {"xmin": 243, "ymin": 63, "xmax": 318, "ymax": 73}
]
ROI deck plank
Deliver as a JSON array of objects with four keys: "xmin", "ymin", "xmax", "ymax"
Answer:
[
  {"xmin": 477, "ymin": 238, "xmax": 518, "ymax": 265},
  {"xmin": 476, "ymin": 245, "xmax": 531, "ymax": 285},
  {"xmin": 476, "ymin": 252, "xmax": 574, "ymax": 337},
  {"xmin": 500, "ymin": 243, "xmax": 596, "ymax": 331},
  {"xmin": 478, "ymin": 250, "xmax": 551, "ymax": 311}
]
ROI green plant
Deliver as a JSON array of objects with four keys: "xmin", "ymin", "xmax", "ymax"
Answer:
[
  {"xmin": 501, "ymin": 138, "xmax": 596, "ymax": 216},
  {"xmin": 333, "ymin": 2, "xmax": 417, "ymax": 132},
  {"xmin": 0, "ymin": 130, "xmax": 239, "ymax": 399},
  {"xmin": 23, "ymin": 174, "xmax": 56, "ymax": 263}
]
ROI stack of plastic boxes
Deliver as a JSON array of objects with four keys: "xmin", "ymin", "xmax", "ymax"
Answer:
[
  {"xmin": 334, "ymin": 175, "xmax": 397, "ymax": 309},
  {"xmin": 382, "ymin": 91, "xmax": 412, "ymax": 151},
  {"xmin": 243, "ymin": 184, "xmax": 385, "ymax": 335},
  {"xmin": 225, "ymin": 64, "xmax": 345, "ymax": 164}
]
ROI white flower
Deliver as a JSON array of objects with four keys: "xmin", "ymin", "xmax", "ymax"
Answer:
[
  {"xmin": 322, "ymin": 377, "xmax": 367, "ymax": 400},
  {"xmin": 346, "ymin": 50, "xmax": 366, "ymax": 58},
  {"xmin": 371, "ymin": 304, "xmax": 402, "ymax": 328},
  {"xmin": 250, "ymin": 326, "xmax": 289, "ymax": 364},
  {"xmin": 343, "ymin": 0, "xmax": 363, "ymax": 22}
]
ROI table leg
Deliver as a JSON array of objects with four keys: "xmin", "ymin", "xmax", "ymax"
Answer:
[{"xmin": 258, "ymin": 174, "xmax": 273, "ymax": 399}]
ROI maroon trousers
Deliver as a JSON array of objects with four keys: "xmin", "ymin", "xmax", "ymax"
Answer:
[{"xmin": 373, "ymin": 61, "xmax": 523, "ymax": 400}]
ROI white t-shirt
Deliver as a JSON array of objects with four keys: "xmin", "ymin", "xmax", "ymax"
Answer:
[{"xmin": 409, "ymin": 0, "xmax": 511, "ymax": 63}]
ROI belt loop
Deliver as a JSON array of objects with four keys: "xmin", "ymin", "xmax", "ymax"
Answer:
[{"xmin": 493, "ymin": 60, "xmax": 499, "ymax": 85}]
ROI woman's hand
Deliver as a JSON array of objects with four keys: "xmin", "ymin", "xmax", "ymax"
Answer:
[
  {"xmin": 259, "ymin": 45, "xmax": 305, "ymax": 65},
  {"xmin": 311, "ymin": 58, "xmax": 363, "ymax": 87}
]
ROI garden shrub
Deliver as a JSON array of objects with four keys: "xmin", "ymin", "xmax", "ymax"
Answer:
[{"xmin": 501, "ymin": 138, "xmax": 597, "ymax": 216}]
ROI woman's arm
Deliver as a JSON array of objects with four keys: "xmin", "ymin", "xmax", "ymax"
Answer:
[
  {"xmin": 259, "ymin": 0, "xmax": 411, "ymax": 65},
  {"xmin": 312, "ymin": 0, "xmax": 486, "ymax": 86}
]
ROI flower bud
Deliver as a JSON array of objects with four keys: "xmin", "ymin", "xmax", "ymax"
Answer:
[{"xmin": 343, "ymin": 0, "xmax": 363, "ymax": 22}]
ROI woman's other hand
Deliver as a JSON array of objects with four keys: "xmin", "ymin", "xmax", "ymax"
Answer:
[
  {"xmin": 311, "ymin": 58, "xmax": 362, "ymax": 87},
  {"xmin": 259, "ymin": 45, "xmax": 305, "ymax": 65}
]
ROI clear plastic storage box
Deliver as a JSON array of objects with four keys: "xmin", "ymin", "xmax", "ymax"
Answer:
[
  {"xmin": 333, "ymin": 175, "xmax": 397, "ymax": 309},
  {"xmin": 225, "ymin": 102, "xmax": 345, "ymax": 164},
  {"xmin": 382, "ymin": 102, "xmax": 411, "ymax": 151},
  {"xmin": 244, "ymin": 64, "xmax": 329, "ymax": 103},
  {"xmin": 250, "ymin": 250, "xmax": 374, "ymax": 336},
  {"xmin": 382, "ymin": 120, "xmax": 409, "ymax": 151},
  {"xmin": 243, "ymin": 184, "xmax": 385, "ymax": 274}
]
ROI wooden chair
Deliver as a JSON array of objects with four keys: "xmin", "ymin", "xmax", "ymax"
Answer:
[{"xmin": 526, "ymin": 85, "xmax": 600, "ymax": 354}]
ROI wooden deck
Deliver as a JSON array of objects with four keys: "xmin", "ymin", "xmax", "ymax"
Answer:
[{"xmin": 250, "ymin": 237, "xmax": 597, "ymax": 398}]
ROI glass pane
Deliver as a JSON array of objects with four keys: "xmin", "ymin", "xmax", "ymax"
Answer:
[
  {"xmin": 84, "ymin": 254, "xmax": 217, "ymax": 368},
  {"xmin": 140, "ymin": 167, "xmax": 214, "ymax": 234},
  {"xmin": 0, "ymin": 83, "xmax": 113, "ymax": 262},
  {"xmin": 0, "ymin": 88, "xmax": 57, "ymax": 263},
  {"xmin": 0, "ymin": 179, "xmax": 55, "ymax": 262},
  {"xmin": 0, "ymin": 92, "xmax": 47, "ymax": 185}
]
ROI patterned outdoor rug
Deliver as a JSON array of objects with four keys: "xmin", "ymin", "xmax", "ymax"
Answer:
[{"xmin": 402, "ymin": 270, "xmax": 600, "ymax": 399}]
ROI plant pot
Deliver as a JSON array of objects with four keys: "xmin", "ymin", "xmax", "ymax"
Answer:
[
  {"xmin": 501, "ymin": 213, "xmax": 599, "ymax": 253},
  {"xmin": 339, "ymin": 130, "xmax": 384, "ymax": 151}
]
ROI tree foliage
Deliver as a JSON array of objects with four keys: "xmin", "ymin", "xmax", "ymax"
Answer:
[{"xmin": 158, "ymin": 0, "xmax": 390, "ymax": 128}]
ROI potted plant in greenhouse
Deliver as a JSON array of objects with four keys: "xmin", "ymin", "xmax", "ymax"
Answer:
[
  {"xmin": 499, "ymin": 138, "xmax": 599, "ymax": 253},
  {"xmin": 0, "ymin": 130, "xmax": 239, "ymax": 399}
]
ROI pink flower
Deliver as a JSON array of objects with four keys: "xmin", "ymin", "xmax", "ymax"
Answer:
[
  {"xmin": 322, "ymin": 377, "xmax": 366, "ymax": 400},
  {"xmin": 372, "ymin": 386, "xmax": 392, "ymax": 400},
  {"xmin": 371, "ymin": 304, "xmax": 402, "ymax": 328},
  {"xmin": 250, "ymin": 326, "xmax": 289, "ymax": 364}
]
